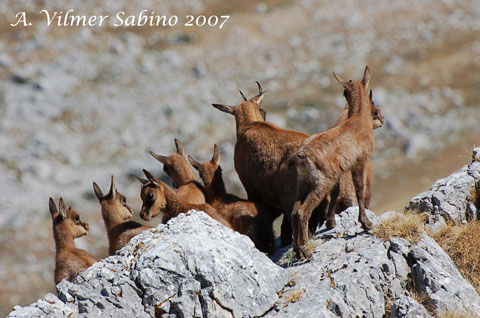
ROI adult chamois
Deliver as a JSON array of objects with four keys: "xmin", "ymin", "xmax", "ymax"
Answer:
[
  {"xmin": 291, "ymin": 66, "xmax": 376, "ymax": 259},
  {"xmin": 212, "ymin": 82, "xmax": 383, "ymax": 245}
]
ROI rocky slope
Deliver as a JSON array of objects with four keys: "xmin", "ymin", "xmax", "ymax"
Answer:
[
  {"xmin": 8, "ymin": 211, "xmax": 289, "ymax": 318},
  {"xmin": 8, "ymin": 207, "xmax": 480, "ymax": 317},
  {"xmin": 8, "ymin": 150, "xmax": 480, "ymax": 318},
  {"xmin": 406, "ymin": 146, "xmax": 480, "ymax": 231}
]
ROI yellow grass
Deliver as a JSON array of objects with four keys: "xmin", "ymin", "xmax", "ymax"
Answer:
[
  {"xmin": 373, "ymin": 212, "xmax": 425, "ymax": 244},
  {"xmin": 429, "ymin": 221, "xmax": 480, "ymax": 294},
  {"xmin": 438, "ymin": 310, "xmax": 479, "ymax": 318},
  {"xmin": 284, "ymin": 289, "xmax": 304, "ymax": 304}
]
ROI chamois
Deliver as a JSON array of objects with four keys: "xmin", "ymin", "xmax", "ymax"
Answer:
[
  {"xmin": 93, "ymin": 176, "xmax": 151, "ymax": 256},
  {"xmin": 291, "ymin": 66, "xmax": 376, "ymax": 259},
  {"xmin": 213, "ymin": 82, "xmax": 305, "ymax": 246},
  {"xmin": 149, "ymin": 138, "xmax": 206, "ymax": 204},
  {"xmin": 136, "ymin": 169, "xmax": 233, "ymax": 229},
  {"xmin": 334, "ymin": 90, "xmax": 384, "ymax": 214},
  {"xmin": 212, "ymin": 82, "xmax": 383, "ymax": 245},
  {"xmin": 188, "ymin": 144, "xmax": 275, "ymax": 254},
  {"xmin": 49, "ymin": 197, "xmax": 96, "ymax": 285}
]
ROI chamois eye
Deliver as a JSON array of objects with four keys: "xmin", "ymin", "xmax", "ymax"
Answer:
[
  {"xmin": 74, "ymin": 215, "xmax": 80, "ymax": 221},
  {"xmin": 147, "ymin": 193, "xmax": 154, "ymax": 202},
  {"xmin": 122, "ymin": 197, "xmax": 126, "ymax": 204}
]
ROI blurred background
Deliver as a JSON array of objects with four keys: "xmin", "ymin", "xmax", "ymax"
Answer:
[{"xmin": 0, "ymin": 0, "xmax": 479, "ymax": 315}]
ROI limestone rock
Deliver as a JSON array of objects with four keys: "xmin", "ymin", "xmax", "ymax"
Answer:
[
  {"xmin": 406, "ymin": 153, "xmax": 480, "ymax": 228},
  {"xmin": 8, "ymin": 211, "xmax": 288, "ymax": 318},
  {"xmin": 268, "ymin": 208, "xmax": 480, "ymax": 318}
]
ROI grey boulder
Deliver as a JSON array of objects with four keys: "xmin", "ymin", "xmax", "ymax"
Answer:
[{"xmin": 8, "ymin": 211, "xmax": 289, "ymax": 318}]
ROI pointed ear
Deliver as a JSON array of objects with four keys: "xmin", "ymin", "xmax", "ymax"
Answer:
[
  {"xmin": 143, "ymin": 169, "xmax": 159, "ymax": 186},
  {"xmin": 250, "ymin": 93, "xmax": 264, "ymax": 105},
  {"xmin": 49, "ymin": 197, "xmax": 58, "ymax": 219},
  {"xmin": 134, "ymin": 175, "xmax": 149, "ymax": 185},
  {"xmin": 174, "ymin": 138, "xmax": 184, "ymax": 156},
  {"xmin": 212, "ymin": 144, "xmax": 220, "ymax": 165},
  {"xmin": 92, "ymin": 182, "xmax": 104, "ymax": 201},
  {"xmin": 107, "ymin": 175, "xmax": 115, "ymax": 199},
  {"xmin": 149, "ymin": 150, "xmax": 168, "ymax": 164},
  {"xmin": 362, "ymin": 66, "xmax": 370, "ymax": 89},
  {"xmin": 188, "ymin": 155, "xmax": 201, "ymax": 171},
  {"xmin": 333, "ymin": 72, "xmax": 348, "ymax": 89},
  {"xmin": 212, "ymin": 103, "xmax": 235, "ymax": 115},
  {"xmin": 58, "ymin": 198, "xmax": 67, "ymax": 219}
]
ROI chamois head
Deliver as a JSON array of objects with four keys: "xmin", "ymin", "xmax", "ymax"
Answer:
[
  {"xmin": 93, "ymin": 176, "xmax": 133, "ymax": 223},
  {"xmin": 370, "ymin": 90, "xmax": 384, "ymax": 129},
  {"xmin": 136, "ymin": 169, "xmax": 167, "ymax": 221},
  {"xmin": 188, "ymin": 144, "xmax": 221, "ymax": 187},
  {"xmin": 49, "ymin": 197, "xmax": 89, "ymax": 238},
  {"xmin": 212, "ymin": 81, "xmax": 267, "ymax": 126},
  {"xmin": 333, "ymin": 66, "xmax": 373, "ymax": 117},
  {"xmin": 149, "ymin": 139, "xmax": 197, "ymax": 188}
]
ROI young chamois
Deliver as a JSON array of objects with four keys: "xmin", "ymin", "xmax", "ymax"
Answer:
[
  {"xmin": 49, "ymin": 197, "xmax": 96, "ymax": 285},
  {"xmin": 291, "ymin": 66, "xmax": 376, "ymax": 259},
  {"xmin": 136, "ymin": 169, "xmax": 233, "ymax": 229},
  {"xmin": 188, "ymin": 145, "xmax": 275, "ymax": 254},
  {"xmin": 149, "ymin": 138, "xmax": 206, "ymax": 204},
  {"xmin": 212, "ymin": 82, "xmax": 383, "ymax": 246},
  {"xmin": 93, "ymin": 176, "xmax": 151, "ymax": 256}
]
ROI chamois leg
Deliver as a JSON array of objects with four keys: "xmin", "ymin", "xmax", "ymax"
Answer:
[
  {"xmin": 352, "ymin": 164, "xmax": 373, "ymax": 230},
  {"xmin": 308, "ymin": 201, "xmax": 327, "ymax": 237},
  {"xmin": 364, "ymin": 165, "xmax": 372, "ymax": 209},
  {"xmin": 326, "ymin": 181, "xmax": 340, "ymax": 229},
  {"xmin": 293, "ymin": 186, "xmax": 327, "ymax": 259},
  {"xmin": 291, "ymin": 199, "xmax": 302, "ymax": 252}
]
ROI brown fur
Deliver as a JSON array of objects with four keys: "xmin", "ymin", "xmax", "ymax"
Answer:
[
  {"xmin": 93, "ymin": 176, "xmax": 151, "ymax": 256},
  {"xmin": 327, "ymin": 91, "xmax": 384, "ymax": 215},
  {"xmin": 49, "ymin": 197, "xmax": 96, "ymax": 285},
  {"xmin": 137, "ymin": 169, "xmax": 233, "ymax": 229},
  {"xmin": 150, "ymin": 138, "xmax": 206, "ymax": 204},
  {"xmin": 291, "ymin": 66, "xmax": 376, "ymax": 259},
  {"xmin": 188, "ymin": 145, "xmax": 275, "ymax": 254},
  {"xmin": 212, "ymin": 82, "xmax": 383, "ymax": 245}
]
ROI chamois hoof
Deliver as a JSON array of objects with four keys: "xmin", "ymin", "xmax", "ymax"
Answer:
[
  {"xmin": 360, "ymin": 217, "xmax": 373, "ymax": 231},
  {"xmin": 326, "ymin": 218, "xmax": 336, "ymax": 230},
  {"xmin": 295, "ymin": 245, "xmax": 312, "ymax": 260}
]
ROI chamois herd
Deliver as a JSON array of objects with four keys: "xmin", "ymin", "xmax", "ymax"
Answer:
[{"xmin": 49, "ymin": 66, "xmax": 384, "ymax": 285}]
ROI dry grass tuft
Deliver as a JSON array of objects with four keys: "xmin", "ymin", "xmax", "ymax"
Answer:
[
  {"xmin": 373, "ymin": 212, "xmax": 426, "ymax": 244},
  {"xmin": 409, "ymin": 290, "xmax": 435, "ymax": 316},
  {"xmin": 438, "ymin": 310, "xmax": 480, "ymax": 318},
  {"xmin": 429, "ymin": 221, "xmax": 480, "ymax": 294},
  {"xmin": 284, "ymin": 289, "xmax": 304, "ymax": 304}
]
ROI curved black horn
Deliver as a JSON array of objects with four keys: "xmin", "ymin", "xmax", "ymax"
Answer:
[
  {"xmin": 249, "ymin": 81, "xmax": 265, "ymax": 102},
  {"xmin": 239, "ymin": 90, "xmax": 248, "ymax": 101}
]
